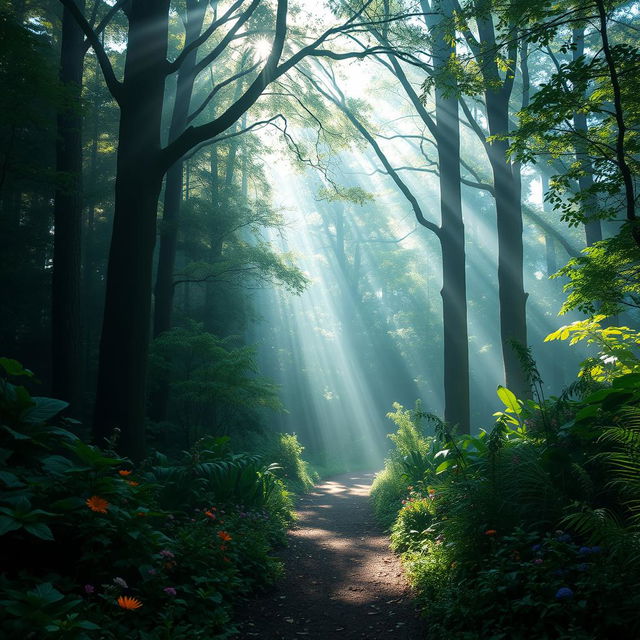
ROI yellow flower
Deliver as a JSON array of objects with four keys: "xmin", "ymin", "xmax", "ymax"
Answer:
[
  {"xmin": 117, "ymin": 596, "xmax": 142, "ymax": 610},
  {"xmin": 86, "ymin": 496, "xmax": 109, "ymax": 514}
]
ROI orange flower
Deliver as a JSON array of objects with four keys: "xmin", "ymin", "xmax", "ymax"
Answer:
[
  {"xmin": 126, "ymin": 480, "xmax": 139, "ymax": 487},
  {"xmin": 485, "ymin": 529, "xmax": 497, "ymax": 536},
  {"xmin": 218, "ymin": 531, "xmax": 232, "ymax": 542},
  {"xmin": 118, "ymin": 470, "xmax": 132, "ymax": 476},
  {"xmin": 117, "ymin": 596, "xmax": 142, "ymax": 610},
  {"xmin": 86, "ymin": 496, "xmax": 109, "ymax": 513}
]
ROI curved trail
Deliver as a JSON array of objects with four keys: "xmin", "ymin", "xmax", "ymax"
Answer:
[{"xmin": 237, "ymin": 472, "xmax": 424, "ymax": 639}]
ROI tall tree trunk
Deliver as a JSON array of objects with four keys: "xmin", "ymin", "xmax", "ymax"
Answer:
[
  {"xmin": 148, "ymin": 2, "xmax": 205, "ymax": 423},
  {"xmin": 572, "ymin": 27, "xmax": 602, "ymax": 246},
  {"xmin": 153, "ymin": 0, "xmax": 207, "ymax": 342},
  {"xmin": 52, "ymin": 0, "xmax": 85, "ymax": 413},
  {"xmin": 476, "ymin": 8, "xmax": 528, "ymax": 397},
  {"xmin": 428, "ymin": 0, "xmax": 469, "ymax": 432},
  {"xmin": 93, "ymin": 0, "xmax": 170, "ymax": 459}
]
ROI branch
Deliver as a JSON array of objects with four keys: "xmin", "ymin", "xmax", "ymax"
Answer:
[
  {"xmin": 310, "ymin": 65, "xmax": 440, "ymax": 237},
  {"xmin": 182, "ymin": 114, "xmax": 286, "ymax": 162},
  {"xmin": 60, "ymin": 0, "xmax": 123, "ymax": 103},
  {"xmin": 83, "ymin": 0, "xmax": 127, "ymax": 53},
  {"xmin": 187, "ymin": 62, "xmax": 260, "ymax": 125},
  {"xmin": 168, "ymin": 0, "xmax": 246, "ymax": 74},
  {"xmin": 189, "ymin": 0, "xmax": 261, "ymax": 78}
]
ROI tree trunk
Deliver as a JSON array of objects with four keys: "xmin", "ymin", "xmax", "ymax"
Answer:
[
  {"xmin": 477, "ymin": 9, "xmax": 528, "ymax": 397},
  {"xmin": 93, "ymin": 0, "xmax": 170, "ymax": 459},
  {"xmin": 572, "ymin": 28, "xmax": 602, "ymax": 246},
  {"xmin": 429, "ymin": 0, "xmax": 469, "ymax": 432},
  {"xmin": 52, "ymin": 0, "xmax": 85, "ymax": 413},
  {"xmin": 153, "ymin": 0, "xmax": 206, "ymax": 342}
]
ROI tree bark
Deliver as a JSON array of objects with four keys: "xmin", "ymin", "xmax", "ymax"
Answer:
[
  {"xmin": 52, "ymin": 0, "xmax": 85, "ymax": 413},
  {"xmin": 93, "ymin": 0, "xmax": 170, "ymax": 459},
  {"xmin": 427, "ymin": 0, "xmax": 469, "ymax": 432},
  {"xmin": 572, "ymin": 27, "xmax": 602, "ymax": 246},
  {"xmin": 153, "ymin": 0, "xmax": 207, "ymax": 341},
  {"xmin": 476, "ymin": 8, "xmax": 528, "ymax": 397}
]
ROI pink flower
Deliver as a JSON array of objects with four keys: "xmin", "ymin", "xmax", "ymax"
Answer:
[
  {"xmin": 84, "ymin": 584, "xmax": 95, "ymax": 594},
  {"xmin": 163, "ymin": 587, "xmax": 177, "ymax": 596},
  {"xmin": 159, "ymin": 549, "xmax": 175, "ymax": 559}
]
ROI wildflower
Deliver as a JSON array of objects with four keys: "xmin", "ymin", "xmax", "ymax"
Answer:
[
  {"xmin": 117, "ymin": 595, "xmax": 143, "ymax": 610},
  {"xmin": 578, "ymin": 546, "xmax": 591, "ymax": 555},
  {"xmin": 84, "ymin": 584, "xmax": 95, "ymax": 594},
  {"xmin": 484, "ymin": 529, "xmax": 497, "ymax": 536},
  {"xmin": 113, "ymin": 577, "xmax": 128, "ymax": 589},
  {"xmin": 136, "ymin": 511, "xmax": 147, "ymax": 517},
  {"xmin": 428, "ymin": 488, "xmax": 436, "ymax": 495},
  {"xmin": 531, "ymin": 544, "xmax": 542, "ymax": 552},
  {"xmin": 159, "ymin": 549, "xmax": 175, "ymax": 559},
  {"xmin": 218, "ymin": 531, "xmax": 232, "ymax": 542},
  {"xmin": 118, "ymin": 470, "xmax": 132, "ymax": 476},
  {"xmin": 163, "ymin": 587, "xmax": 177, "ymax": 596},
  {"xmin": 555, "ymin": 587, "xmax": 574, "ymax": 600},
  {"xmin": 126, "ymin": 480, "xmax": 139, "ymax": 487},
  {"xmin": 147, "ymin": 569, "xmax": 157, "ymax": 576},
  {"xmin": 534, "ymin": 558, "xmax": 543, "ymax": 565},
  {"xmin": 86, "ymin": 496, "xmax": 109, "ymax": 514},
  {"xmin": 204, "ymin": 510, "xmax": 216, "ymax": 519}
]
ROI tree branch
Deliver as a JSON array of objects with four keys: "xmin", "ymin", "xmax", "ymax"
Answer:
[{"xmin": 60, "ymin": 0, "xmax": 123, "ymax": 103}]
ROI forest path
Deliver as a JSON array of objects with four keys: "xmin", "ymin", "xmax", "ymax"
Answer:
[{"xmin": 235, "ymin": 472, "xmax": 424, "ymax": 639}]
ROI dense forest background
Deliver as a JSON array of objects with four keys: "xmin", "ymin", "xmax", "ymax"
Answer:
[
  {"xmin": 5, "ymin": 0, "xmax": 637, "ymax": 466},
  {"xmin": 2, "ymin": 0, "xmax": 640, "ymax": 638}
]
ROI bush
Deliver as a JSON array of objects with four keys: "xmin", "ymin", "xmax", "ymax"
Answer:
[{"xmin": 0, "ymin": 358, "xmax": 297, "ymax": 639}]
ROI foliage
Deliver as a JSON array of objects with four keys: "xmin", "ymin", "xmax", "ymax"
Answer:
[
  {"xmin": 149, "ymin": 323, "xmax": 283, "ymax": 446},
  {"xmin": 0, "ymin": 359, "xmax": 309, "ymax": 639},
  {"xmin": 552, "ymin": 231, "xmax": 640, "ymax": 316},
  {"xmin": 373, "ymin": 338, "xmax": 640, "ymax": 638}
]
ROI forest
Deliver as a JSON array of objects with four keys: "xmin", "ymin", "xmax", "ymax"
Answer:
[{"xmin": 1, "ymin": 0, "xmax": 639, "ymax": 637}]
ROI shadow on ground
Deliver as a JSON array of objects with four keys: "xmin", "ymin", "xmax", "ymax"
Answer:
[{"xmin": 235, "ymin": 472, "xmax": 424, "ymax": 639}]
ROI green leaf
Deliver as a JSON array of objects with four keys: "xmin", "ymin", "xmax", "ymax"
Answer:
[
  {"xmin": 27, "ymin": 583, "xmax": 64, "ymax": 606},
  {"xmin": 497, "ymin": 386, "xmax": 521, "ymax": 414},
  {"xmin": 0, "ymin": 470, "xmax": 24, "ymax": 488},
  {"xmin": 436, "ymin": 459, "xmax": 456, "ymax": 474},
  {"xmin": 23, "ymin": 522, "xmax": 54, "ymax": 541},
  {"xmin": 23, "ymin": 397, "xmax": 69, "ymax": 423},
  {"xmin": 77, "ymin": 621, "xmax": 100, "ymax": 630},
  {"xmin": 0, "ymin": 358, "xmax": 33, "ymax": 377},
  {"xmin": 0, "ymin": 424, "xmax": 31, "ymax": 440},
  {"xmin": 0, "ymin": 515, "xmax": 22, "ymax": 536}
]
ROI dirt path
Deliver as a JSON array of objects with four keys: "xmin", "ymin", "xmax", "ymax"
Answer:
[{"xmin": 236, "ymin": 472, "xmax": 424, "ymax": 639}]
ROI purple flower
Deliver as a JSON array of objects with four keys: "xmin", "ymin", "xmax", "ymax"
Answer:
[
  {"xmin": 84, "ymin": 584, "xmax": 95, "ymax": 594},
  {"xmin": 147, "ymin": 568, "xmax": 157, "ymax": 576},
  {"xmin": 533, "ymin": 558, "xmax": 543, "ymax": 565},
  {"xmin": 163, "ymin": 587, "xmax": 177, "ymax": 596},
  {"xmin": 159, "ymin": 549, "xmax": 175, "ymax": 559},
  {"xmin": 555, "ymin": 587, "xmax": 574, "ymax": 600}
]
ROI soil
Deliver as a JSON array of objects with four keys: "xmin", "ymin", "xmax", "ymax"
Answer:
[{"xmin": 235, "ymin": 472, "xmax": 424, "ymax": 639}]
